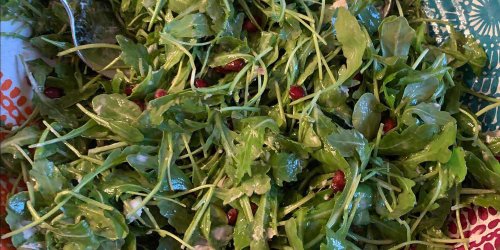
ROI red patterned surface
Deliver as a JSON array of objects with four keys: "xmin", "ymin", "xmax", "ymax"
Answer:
[
  {"xmin": 449, "ymin": 206, "xmax": 500, "ymax": 250},
  {"xmin": 0, "ymin": 71, "xmax": 32, "ymax": 128},
  {"xmin": 0, "ymin": 71, "xmax": 29, "ymax": 250}
]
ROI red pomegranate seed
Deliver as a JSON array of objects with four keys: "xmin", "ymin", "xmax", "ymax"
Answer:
[
  {"xmin": 214, "ymin": 66, "xmax": 229, "ymax": 74},
  {"xmin": 250, "ymin": 202, "xmax": 258, "ymax": 215},
  {"xmin": 124, "ymin": 85, "xmax": 134, "ymax": 96},
  {"xmin": 227, "ymin": 208, "xmax": 238, "ymax": 225},
  {"xmin": 331, "ymin": 170, "xmax": 346, "ymax": 193},
  {"xmin": 353, "ymin": 73, "xmax": 363, "ymax": 82},
  {"xmin": 195, "ymin": 78, "xmax": 209, "ymax": 88},
  {"xmin": 495, "ymin": 155, "xmax": 500, "ymax": 162},
  {"xmin": 223, "ymin": 59, "xmax": 246, "ymax": 72},
  {"xmin": 243, "ymin": 18, "xmax": 259, "ymax": 32},
  {"xmin": 383, "ymin": 118, "xmax": 397, "ymax": 133},
  {"xmin": 44, "ymin": 87, "xmax": 63, "ymax": 99},
  {"xmin": 133, "ymin": 100, "xmax": 145, "ymax": 111},
  {"xmin": 29, "ymin": 148, "xmax": 36, "ymax": 157},
  {"xmin": 154, "ymin": 89, "xmax": 167, "ymax": 99},
  {"xmin": 289, "ymin": 85, "xmax": 306, "ymax": 101}
]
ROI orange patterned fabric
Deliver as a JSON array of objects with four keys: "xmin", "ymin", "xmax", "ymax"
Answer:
[{"xmin": 0, "ymin": 71, "xmax": 32, "ymax": 127}]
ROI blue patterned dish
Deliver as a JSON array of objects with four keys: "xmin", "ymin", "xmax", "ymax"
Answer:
[{"xmin": 423, "ymin": 0, "xmax": 499, "ymax": 131}]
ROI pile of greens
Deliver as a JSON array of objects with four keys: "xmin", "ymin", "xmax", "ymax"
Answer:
[{"xmin": 1, "ymin": 0, "xmax": 499, "ymax": 249}]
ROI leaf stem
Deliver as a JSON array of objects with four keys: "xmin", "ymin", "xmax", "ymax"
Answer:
[
  {"xmin": 155, "ymin": 229, "xmax": 195, "ymax": 250},
  {"xmin": 475, "ymin": 102, "xmax": 500, "ymax": 117},
  {"xmin": 281, "ymin": 192, "xmax": 315, "ymax": 217},
  {"xmin": 57, "ymin": 43, "xmax": 121, "ymax": 57},
  {"xmin": 460, "ymin": 188, "xmax": 496, "ymax": 194}
]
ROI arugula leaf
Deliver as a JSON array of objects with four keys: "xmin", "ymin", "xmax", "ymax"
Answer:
[
  {"xmin": 379, "ymin": 16, "xmax": 416, "ymax": 57},
  {"xmin": 335, "ymin": 7, "xmax": 367, "ymax": 83},
  {"xmin": 47, "ymin": 221, "xmax": 100, "ymax": 249},
  {"xmin": 463, "ymin": 194, "xmax": 500, "ymax": 211},
  {"xmin": 352, "ymin": 93, "xmax": 384, "ymax": 139},
  {"xmin": 164, "ymin": 13, "xmax": 213, "ymax": 38},
  {"xmin": 92, "ymin": 94, "xmax": 142, "ymax": 123},
  {"xmin": 233, "ymin": 117, "xmax": 278, "ymax": 182},
  {"xmin": 269, "ymin": 152, "xmax": 304, "ymax": 186},
  {"xmin": 378, "ymin": 124, "xmax": 440, "ymax": 155},
  {"xmin": 465, "ymin": 152, "xmax": 500, "ymax": 192},
  {"xmin": 386, "ymin": 175, "xmax": 416, "ymax": 219},
  {"xmin": 29, "ymin": 159, "xmax": 66, "ymax": 200},
  {"xmin": 116, "ymin": 35, "xmax": 151, "ymax": 73},
  {"xmin": 284, "ymin": 218, "xmax": 304, "ymax": 250},
  {"xmin": 1, "ymin": 126, "xmax": 41, "ymax": 155},
  {"xmin": 403, "ymin": 122, "xmax": 457, "ymax": 169},
  {"xmin": 402, "ymin": 77, "xmax": 439, "ymax": 105},
  {"xmin": 327, "ymin": 128, "xmax": 371, "ymax": 166},
  {"xmin": 402, "ymin": 103, "xmax": 455, "ymax": 126}
]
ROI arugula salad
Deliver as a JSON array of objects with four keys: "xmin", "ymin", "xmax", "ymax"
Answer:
[{"xmin": 1, "ymin": 0, "xmax": 500, "ymax": 249}]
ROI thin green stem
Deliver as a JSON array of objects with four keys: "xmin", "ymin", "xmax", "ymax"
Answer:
[{"xmin": 57, "ymin": 43, "xmax": 121, "ymax": 57}]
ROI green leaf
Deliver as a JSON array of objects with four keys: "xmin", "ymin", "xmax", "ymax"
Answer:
[
  {"xmin": 92, "ymin": 94, "xmax": 142, "ymax": 123},
  {"xmin": 335, "ymin": 7, "xmax": 367, "ymax": 83},
  {"xmin": 403, "ymin": 122, "xmax": 457, "ymax": 167},
  {"xmin": 79, "ymin": 104, "xmax": 144, "ymax": 143},
  {"xmin": 30, "ymin": 159, "xmax": 66, "ymax": 200},
  {"xmin": 26, "ymin": 58, "xmax": 53, "ymax": 87},
  {"xmin": 62, "ymin": 201, "xmax": 129, "ymax": 240},
  {"xmin": 129, "ymin": 68, "xmax": 165, "ymax": 99},
  {"xmin": 465, "ymin": 152, "xmax": 500, "ymax": 192},
  {"xmin": 402, "ymin": 102, "xmax": 455, "ymax": 126},
  {"xmin": 234, "ymin": 117, "xmax": 278, "ymax": 181},
  {"xmin": 327, "ymin": 128, "xmax": 371, "ymax": 166},
  {"xmin": 164, "ymin": 13, "xmax": 213, "ymax": 38},
  {"xmin": 440, "ymin": 32, "xmax": 487, "ymax": 75},
  {"xmin": 378, "ymin": 124, "xmax": 440, "ymax": 155},
  {"xmin": 444, "ymin": 147, "xmax": 467, "ymax": 185},
  {"xmin": 386, "ymin": 175, "xmax": 416, "ymax": 219},
  {"xmin": 47, "ymin": 221, "xmax": 100, "ymax": 250},
  {"xmin": 0, "ymin": 126, "xmax": 41, "ymax": 155},
  {"xmin": 116, "ymin": 35, "xmax": 151, "ymax": 73},
  {"xmin": 285, "ymin": 218, "xmax": 304, "ymax": 250},
  {"xmin": 352, "ymin": 93, "xmax": 383, "ymax": 140},
  {"xmin": 463, "ymin": 194, "xmax": 500, "ymax": 211},
  {"xmin": 5, "ymin": 192, "xmax": 37, "ymax": 247},
  {"xmin": 371, "ymin": 216, "xmax": 407, "ymax": 243},
  {"xmin": 250, "ymin": 191, "xmax": 273, "ymax": 250},
  {"xmin": 167, "ymin": 0, "xmax": 207, "ymax": 14},
  {"xmin": 269, "ymin": 152, "xmax": 304, "ymax": 186},
  {"xmin": 158, "ymin": 200, "xmax": 192, "ymax": 233},
  {"xmin": 320, "ymin": 228, "xmax": 356, "ymax": 250},
  {"xmin": 379, "ymin": 16, "xmax": 416, "ymax": 57},
  {"xmin": 233, "ymin": 211, "xmax": 252, "ymax": 250},
  {"xmin": 402, "ymin": 77, "xmax": 439, "ymax": 105}
]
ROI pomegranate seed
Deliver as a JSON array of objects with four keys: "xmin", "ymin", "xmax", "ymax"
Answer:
[
  {"xmin": 29, "ymin": 148, "xmax": 36, "ymax": 157},
  {"xmin": 331, "ymin": 170, "xmax": 346, "ymax": 193},
  {"xmin": 227, "ymin": 208, "xmax": 238, "ymax": 225},
  {"xmin": 383, "ymin": 118, "xmax": 397, "ymax": 133},
  {"xmin": 496, "ymin": 155, "xmax": 500, "ymax": 162},
  {"xmin": 223, "ymin": 59, "xmax": 246, "ymax": 72},
  {"xmin": 243, "ymin": 18, "xmax": 259, "ymax": 32},
  {"xmin": 195, "ymin": 78, "xmax": 209, "ymax": 88},
  {"xmin": 353, "ymin": 73, "xmax": 363, "ymax": 82},
  {"xmin": 250, "ymin": 202, "xmax": 258, "ymax": 215},
  {"xmin": 133, "ymin": 100, "xmax": 145, "ymax": 111},
  {"xmin": 289, "ymin": 85, "xmax": 306, "ymax": 101},
  {"xmin": 44, "ymin": 87, "xmax": 63, "ymax": 99},
  {"xmin": 154, "ymin": 89, "xmax": 167, "ymax": 99},
  {"xmin": 124, "ymin": 85, "xmax": 134, "ymax": 96},
  {"xmin": 214, "ymin": 66, "xmax": 229, "ymax": 74}
]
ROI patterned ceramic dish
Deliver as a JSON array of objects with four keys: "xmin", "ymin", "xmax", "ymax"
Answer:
[{"xmin": 0, "ymin": 1, "xmax": 499, "ymax": 249}]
